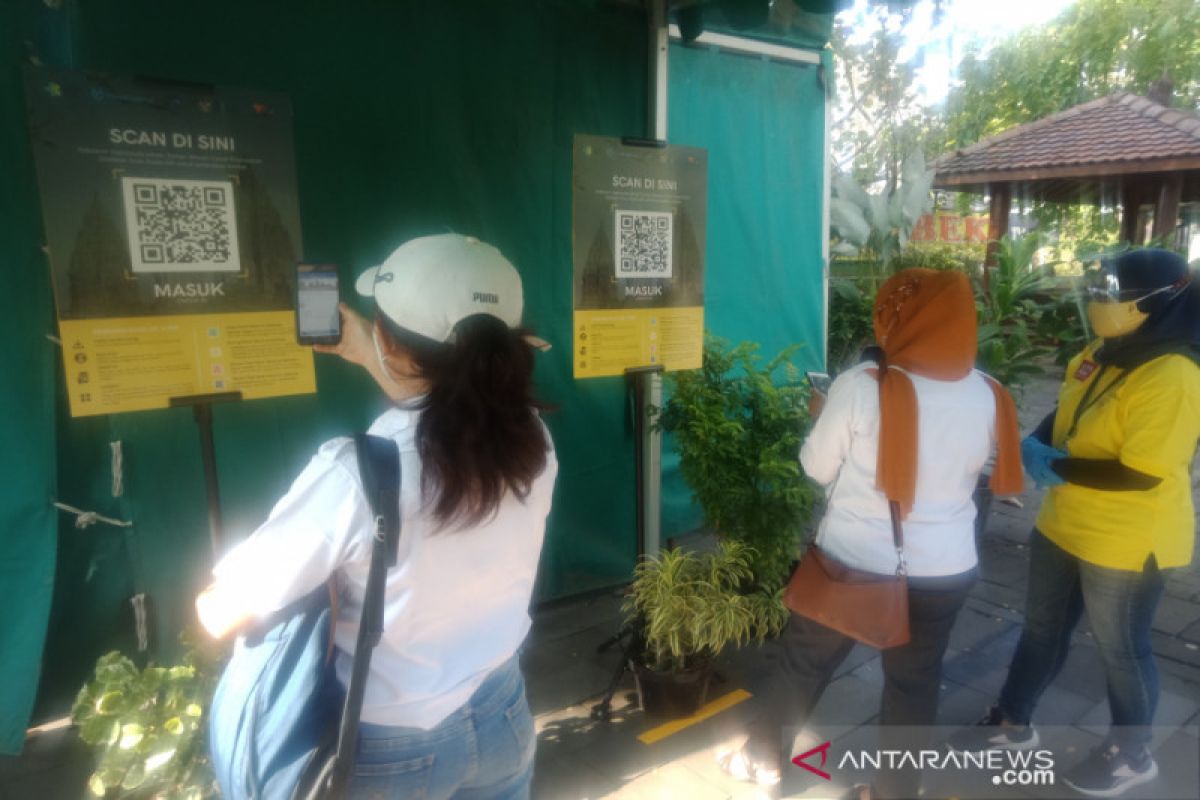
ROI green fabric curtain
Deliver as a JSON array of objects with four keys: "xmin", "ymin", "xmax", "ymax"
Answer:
[
  {"xmin": 662, "ymin": 41, "xmax": 828, "ymax": 537},
  {"xmin": 1, "ymin": 0, "xmax": 828, "ymax": 749},
  {"xmin": 4, "ymin": 0, "xmax": 650, "ymax": 744},
  {"xmin": 0, "ymin": 0, "xmax": 62, "ymax": 756}
]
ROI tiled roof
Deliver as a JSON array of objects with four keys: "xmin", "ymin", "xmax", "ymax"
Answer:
[{"xmin": 934, "ymin": 93, "xmax": 1200, "ymax": 179}]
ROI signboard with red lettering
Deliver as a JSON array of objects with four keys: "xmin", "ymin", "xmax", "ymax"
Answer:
[{"xmin": 909, "ymin": 212, "xmax": 989, "ymax": 244}]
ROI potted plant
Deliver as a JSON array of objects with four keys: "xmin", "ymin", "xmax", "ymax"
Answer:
[
  {"xmin": 624, "ymin": 540, "xmax": 786, "ymax": 717},
  {"xmin": 71, "ymin": 635, "xmax": 225, "ymax": 799},
  {"xmin": 658, "ymin": 335, "xmax": 818, "ymax": 592}
]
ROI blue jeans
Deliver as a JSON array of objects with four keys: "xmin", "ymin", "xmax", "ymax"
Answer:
[
  {"xmin": 998, "ymin": 530, "xmax": 1165, "ymax": 751},
  {"xmin": 349, "ymin": 656, "xmax": 535, "ymax": 799}
]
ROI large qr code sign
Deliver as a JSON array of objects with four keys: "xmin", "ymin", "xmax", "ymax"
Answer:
[
  {"xmin": 121, "ymin": 177, "xmax": 241, "ymax": 273},
  {"xmin": 615, "ymin": 209, "xmax": 673, "ymax": 279}
]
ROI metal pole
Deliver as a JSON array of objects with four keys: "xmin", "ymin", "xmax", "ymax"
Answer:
[
  {"xmin": 642, "ymin": 370, "xmax": 662, "ymax": 555},
  {"xmin": 648, "ymin": 0, "xmax": 668, "ymax": 142},
  {"xmin": 639, "ymin": 0, "xmax": 668, "ymax": 557},
  {"xmin": 193, "ymin": 403, "xmax": 225, "ymax": 557},
  {"xmin": 631, "ymin": 373, "xmax": 646, "ymax": 558}
]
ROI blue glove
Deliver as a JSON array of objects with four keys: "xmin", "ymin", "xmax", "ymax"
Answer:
[{"xmin": 1021, "ymin": 435, "xmax": 1067, "ymax": 488}]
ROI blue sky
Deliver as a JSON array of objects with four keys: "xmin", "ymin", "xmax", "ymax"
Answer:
[{"xmin": 839, "ymin": 0, "xmax": 1079, "ymax": 105}]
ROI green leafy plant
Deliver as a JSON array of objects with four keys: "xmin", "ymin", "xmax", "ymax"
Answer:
[
  {"xmin": 943, "ymin": 0, "xmax": 1200, "ymax": 152},
  {"xmin": 828, "ymin": 279, "xmax": 876, "ymax": 372},
  {"xmin": 624, "ymin": 540, "xmax": 787, "ymax": 673},
  {"xmin": 974, "ymin": 233, "xmax": 1056, "ymax": 391},
  {"xmin": 658, "ymin": 335, "xmax": 817, "ymax": 591},
  {"xmin": 1036, "ymin": 290, "xmax": 1092, "ymax": 366},
  {"xmin": 890, "ymin": 241, "xmax": 985, "ymax": 274},
  {"xmin": 72, "ymin": 637, "xmax": 225, "ymax": 799},
  {"xmin": 829, "ymin": 150, "xmax": 936, "ymax": 274}
]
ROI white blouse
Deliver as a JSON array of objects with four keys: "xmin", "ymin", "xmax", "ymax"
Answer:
[
  {"xmin": 800, "ymin": 362, "xmax": 997, "ymax": 578},
  {"xmin": 211, "ymin": 405, "xmax": 558, "ymax": 729}
]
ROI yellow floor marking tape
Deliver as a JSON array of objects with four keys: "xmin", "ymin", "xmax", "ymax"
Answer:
[{"xmin": 637, "ymin": 688, "xmax": 753, "ymax": 745}]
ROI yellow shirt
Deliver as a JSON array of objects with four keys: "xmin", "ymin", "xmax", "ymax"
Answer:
[{"xmin": 1037, "ymin": 342, "xmax": 1200, "ymax": 570}]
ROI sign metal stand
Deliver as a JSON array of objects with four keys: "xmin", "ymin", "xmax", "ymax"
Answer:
[
  {"xmin": 169, "ymin": 390, "xmax": 242, "ymax": 558},
  {"xmin": 590, "ymin": 0, "xmax": 671, "ymax": 723}
]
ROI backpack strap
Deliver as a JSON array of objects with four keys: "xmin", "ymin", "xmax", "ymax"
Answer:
[{"xmin": 323, "ymin": 433, "xmax": 401, "ymax": 797}]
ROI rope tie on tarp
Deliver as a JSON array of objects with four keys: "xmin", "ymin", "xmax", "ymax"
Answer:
[
  {"xmin": 110, "ymin": 441, "xmax": 125, "ymax": 497},
  {"xmin": 130, "ymin": 593, "xmax": 149, "ymax": 652},
  {"xmin": 52, "ymin": 501, "xmax": 132, "ymax": 529}
]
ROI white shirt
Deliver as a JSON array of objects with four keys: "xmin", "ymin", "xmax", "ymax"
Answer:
[
  {"xmin": 212, "ymin": 406, "xmax": 558, "ymax": 729},
  {"xmin": 800, "ymin": 362, "xmax": 996, "ymax": 578}
]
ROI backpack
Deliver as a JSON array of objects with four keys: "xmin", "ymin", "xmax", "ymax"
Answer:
[{"xmin": 209, "ymin": 433, "xmax": 400, "ymax": 799}]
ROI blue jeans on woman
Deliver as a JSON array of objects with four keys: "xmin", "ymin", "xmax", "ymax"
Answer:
[
  {"xmin": 998, "ymin": 530, "xmax": 1165, "ymax": 752},
  {"xmin": 349, "ymin": 656, "xmax": 535, "ymax": 799}
]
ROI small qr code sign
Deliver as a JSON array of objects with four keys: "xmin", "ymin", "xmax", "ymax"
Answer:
[
  {"xmin": 614, "ymin": 209, "xmax": 673, "ymax": 279},
  {"xmin": 120, "ymin": 177, "xmax": 241, "ymax": 273}
]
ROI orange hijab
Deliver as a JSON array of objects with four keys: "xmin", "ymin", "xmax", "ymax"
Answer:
[{"xmin": 871, "ymin": 269, "xmax": 1023, "ymax": 517}]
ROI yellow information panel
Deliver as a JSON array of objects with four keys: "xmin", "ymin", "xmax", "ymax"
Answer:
[
  {"xmin": 59, "ymin": 311, "xmax": 315, "ymax": 417},
  {"xmin": 572, "ymin": 135, "xmax": 707, "ymax": 379},
  {"xmin": 25, "ymin": 67, "xmax": 314, "ymax": 418},
  {"xmin": 573, "ymin": 307, "xmax": 703, "ymax": 379}
]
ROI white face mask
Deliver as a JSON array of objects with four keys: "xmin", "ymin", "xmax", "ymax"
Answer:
[{"xmin": 372, "ymin": 327, "xmax": 393, "ymax": 380}]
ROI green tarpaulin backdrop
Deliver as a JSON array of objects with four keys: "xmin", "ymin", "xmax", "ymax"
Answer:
[{"xmin": 0, "ymin": 0, "xmax": 828, "ymax": 752}]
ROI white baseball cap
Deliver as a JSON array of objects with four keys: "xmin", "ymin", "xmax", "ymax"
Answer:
[{"xmin": 356, "ymin": 234, "xmax": 525, "ymax": 344}]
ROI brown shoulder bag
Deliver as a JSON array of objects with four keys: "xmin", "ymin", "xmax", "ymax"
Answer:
[{"xmin": 783, "ymin": 500, "xmax": 910, "ymax": 649}]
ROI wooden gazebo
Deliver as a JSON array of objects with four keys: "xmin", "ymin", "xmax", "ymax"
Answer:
[{"xmin": 934, "ymin": 91, "xmax": 1200, "ymax": 261}]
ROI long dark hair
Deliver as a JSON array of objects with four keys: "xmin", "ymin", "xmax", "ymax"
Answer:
[{"xmin": 379, "ymin": 313, "xmax": 549, "ymax": 529}]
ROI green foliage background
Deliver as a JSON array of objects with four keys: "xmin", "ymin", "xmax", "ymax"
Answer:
[
  {"xmin": 659, "ymin": 336, "xmax": 817, "ymax": 592},
  {"xmin": 943, "ymin": 0, "xmax": 1200, "ymax": 151}
]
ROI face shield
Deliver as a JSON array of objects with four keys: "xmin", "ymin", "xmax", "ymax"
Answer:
[{"xmin": 1082, "ymin": 265, "xmax": 1189, "ymax": 338}]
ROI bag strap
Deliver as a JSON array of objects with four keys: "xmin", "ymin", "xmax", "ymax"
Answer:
[
  {"xmin": 324, "ymin": 433, "xmax": 401, "ymax": 797},
  {"xmin": 872, "ymin": 357, "xmax": 908, "ymax": 579},
  {"xmin": 888, "ymin": 501, "xmax": 907, "ymax": 577}
]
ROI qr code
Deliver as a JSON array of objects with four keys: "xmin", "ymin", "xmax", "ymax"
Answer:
[
  {"xmin": 615, "ymin": 209, "xmax": 673, "ymax": 278},
  {"xmin": 121, "ymin": 177, "xmax": 241, "ymax": 273}
]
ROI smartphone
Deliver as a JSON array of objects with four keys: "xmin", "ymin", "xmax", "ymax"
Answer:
[
  {"xmin": 295, "ymin": 263, "xmax": 341, "ymax": 346},
  {"xmin": 806, "ymin": 371, "xmax": 832, "ymax": 395}
]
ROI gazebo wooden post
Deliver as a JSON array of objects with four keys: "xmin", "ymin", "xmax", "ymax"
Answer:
[
  {"xmin": 1153, "ymin": 173, "xmax": 1183, "ymax": 244},
  {"xmin": 1119, "ymin": 181, "xmax": 1141, "ymax": 245},
  {"xmin": 984, "ymin": 183, "xmax": 1012, "ymax": 292}
]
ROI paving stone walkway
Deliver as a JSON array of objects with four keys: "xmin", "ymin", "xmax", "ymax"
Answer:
[{"xmin": 523, "ymin": 369, "xmax": 1200, "ymax": 799}]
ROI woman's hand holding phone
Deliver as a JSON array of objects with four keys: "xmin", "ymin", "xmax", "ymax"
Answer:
[{"xmin": 313, "ymin": 302, "xmax": 372, "ymax": 367}]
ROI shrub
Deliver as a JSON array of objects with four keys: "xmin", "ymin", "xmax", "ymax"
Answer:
[
  {"xmin": 890, "ymin": 241, "xmax": 985, "ymax": 274},
  {"xmin": 658, "ymin": 335, "xmax": 817, "ymax": 591},
  {"xmin": 974, "ymin": 234, "xmax": 1055, "ymax": 392},
  {"xmin": 828, "ymin": 279, "xmax": 876, "ymax": 373}
]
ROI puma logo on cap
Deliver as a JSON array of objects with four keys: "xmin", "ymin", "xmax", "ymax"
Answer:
[{"xmin": 472, "ymin": 292, "xmax": 499, "ymax": 304}]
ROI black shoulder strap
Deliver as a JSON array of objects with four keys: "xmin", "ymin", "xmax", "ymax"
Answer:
[{"xmin": 324, "ymin": 433, "xmax": 400, "ymax": 797}]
